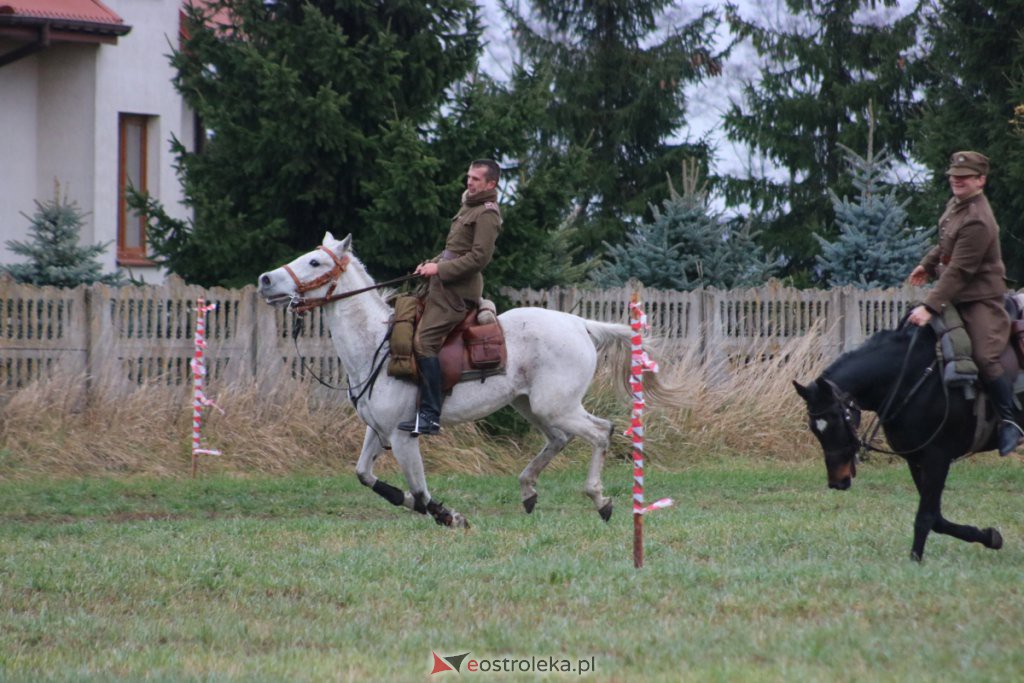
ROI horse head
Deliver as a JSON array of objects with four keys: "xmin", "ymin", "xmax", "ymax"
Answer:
[
  {"xmin": 257, "ymin": 232, "xmax": 353, "ymax": 307},
  {"xmin": 792, "ymin": 378, "xmax": 862, "ymax": 490}
]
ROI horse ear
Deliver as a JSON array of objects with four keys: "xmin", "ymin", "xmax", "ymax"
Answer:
[
  {"xmin": 338, "ymin": 233, "xmax": 352, "ymax": 253},
  {"xmin": 323, "ymin": 231, "xmax": 336, "ymax": 245},
  {"xmin": 792, "ymin": 379, "xmax": 813, "ymax": 401}
]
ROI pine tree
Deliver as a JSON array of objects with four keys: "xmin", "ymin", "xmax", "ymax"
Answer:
[
  {"xmin": 593, "ymin": 160, "xmax": 774, "ymax": 290},
  {"xmin": 723, "ymin": 1, "xmax": 922, "ymax": 282},
  {"xmin": 816, "ymin": 140, "xmax": 933, "ymax": 288},
  {"xmin": 3, "ymin": 185, "xmax": 123, "ymax": 287}
]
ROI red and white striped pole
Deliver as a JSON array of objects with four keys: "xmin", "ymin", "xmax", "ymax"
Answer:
[
  {"xmin": 191, "ymin": 297, "xmax": 223, "ymax": 477},
  {"xmin": 627, "ymin": 291, "xmax": 673, "ymax": 568}
]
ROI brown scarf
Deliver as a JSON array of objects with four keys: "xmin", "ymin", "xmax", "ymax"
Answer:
[{"xmin": 462, "ymin": 188, "xmax": 498, "ymax": 207}]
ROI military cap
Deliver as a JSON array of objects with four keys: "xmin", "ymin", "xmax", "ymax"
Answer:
[{"xmin": 945, "ymin": 151, "xmax": 990, "ymax": 176}]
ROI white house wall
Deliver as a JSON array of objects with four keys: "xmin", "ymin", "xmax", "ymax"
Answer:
[
  {"xmin": 0, "ymin": 50, "xmax": 41, "ymax": 255},
  {"xmin": 36, "ymin": 44, "xmax": 98, "ymax": 244},
  {"xmin": 0, "ymin": 0, "xmax": 195, "ymax": 283}
]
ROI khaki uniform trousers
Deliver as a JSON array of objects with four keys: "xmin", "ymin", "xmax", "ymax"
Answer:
[
  {"xmin": 413, "ymin": 276, "xmax": 472, "ymax": 358},
  {"xmin": 958, "ymin": 298, "xmax": 1010, "ymax": 380}
]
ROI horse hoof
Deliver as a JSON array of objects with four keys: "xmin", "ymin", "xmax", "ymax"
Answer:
[
  {"xmin": 523, "ymin": 495, "xmax": 537, "ymax": 514},
  {"xmin": 451, "ymin": 512, "xmax": 470, "ymax": 529},
  {"xmin": 598, "ymin": 501, "xmax": 613, "ymax": 522},
  {"xmin": 987, "ymin": 528, "xmax": 1004, "ymax": 550},
  {"xmin": 910, "ymin": 550, "xmax": 923, "ymax": 562}
]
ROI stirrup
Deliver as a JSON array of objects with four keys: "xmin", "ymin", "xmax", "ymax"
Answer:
[
  {"xmin": 995, "ymin": 419, "xmax": 1019, "ymax": 456},
  {"xmin": 998, "ymin": 420, "xmax": 1024, "ymax": 456},
  {"xmin": 414, "ymin": 414, "xmax": 441, "ymax": 436},
  {"xmin": 999, "ymin": 419, "xmax": 1024, "ymax": 437},
  {"xmin": 397, "ymin": 412, "xmax": 440, "ymax": 437}
]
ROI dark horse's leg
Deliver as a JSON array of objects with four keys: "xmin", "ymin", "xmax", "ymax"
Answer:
[{"xmin": 907, "ymin": 459, "xmax": 1002, "ymax": 561}]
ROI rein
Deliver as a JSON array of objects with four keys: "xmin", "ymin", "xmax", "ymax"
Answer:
[
  {"xmin": 859, "ymin": 358, "xmax": 947, "ymax": 457},
  {"xmin": 833, "ymin": 325, "xmax": 951, "ymax": 458},
  {"xmin": 289, "ymin": 314, "xmax": 391, "ymax": 406}
]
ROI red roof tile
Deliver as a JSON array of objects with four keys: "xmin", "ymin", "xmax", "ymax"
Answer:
[{"xmin": 0, "ymin": 0, "xmax": 124, "ymax": 27}]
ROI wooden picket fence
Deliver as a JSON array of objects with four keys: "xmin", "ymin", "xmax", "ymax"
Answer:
[{"xmin": 0, "ymin": 275, "xmax": 929, "ymax": 398}]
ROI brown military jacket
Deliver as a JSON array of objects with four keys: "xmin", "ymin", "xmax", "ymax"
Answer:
[
  {"xmin": 919, "ymin": 191, "xmax": 1006, "ymax": 312},
  {"xmin": 433, "ymin": 187, "xmax": 502, "ymax": 302}
]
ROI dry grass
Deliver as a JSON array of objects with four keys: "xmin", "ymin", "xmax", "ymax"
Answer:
[
  {"xmin": 0, "ymin": 326, "xmax": 832, "ymax": 478},
  {"xmin": 640, "ymin": 320, "xmax": 833, "ymax": 462}
]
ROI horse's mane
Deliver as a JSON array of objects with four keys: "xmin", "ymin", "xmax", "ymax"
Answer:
[
  {"xmin": 332, "ymin": 247, "xmax": 396, "ymax": 315},
  {"xmin": 824, "ymin": 324, "xmax": 936, "ymax": 383},
  {"xmin": 857, "ymin": 325, "xmax": 917, "ymax": 353}
]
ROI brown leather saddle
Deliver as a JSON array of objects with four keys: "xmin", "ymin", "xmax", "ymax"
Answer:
[{"xmin": 434, "ymin": 308, "xmax": 508, "ymax": 392}]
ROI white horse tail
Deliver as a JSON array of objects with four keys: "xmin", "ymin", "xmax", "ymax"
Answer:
[
  {"xmin": 582, "ymin": 319, "xmax": 633, "ymax": 352},
  {"xmin": 583, "ymin": 319, "xmax": 689, "ymax": 409}
]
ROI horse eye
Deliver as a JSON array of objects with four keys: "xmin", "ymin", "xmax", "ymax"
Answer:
[{"xmin": 310, "ymin": 259, "xmax": 321, "ymax": 267}]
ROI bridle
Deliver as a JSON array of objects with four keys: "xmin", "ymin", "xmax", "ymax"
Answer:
[
  {"xmin": 283, "ymin": 247, "xmax": 352, "ymax": 314},
  {"xmin": 283, "ymin": 247, "xmax": 415, "ymax": 315},
  {"xmin": 808, "ymin": 379, "xmax": 863, "ymax": 460}
]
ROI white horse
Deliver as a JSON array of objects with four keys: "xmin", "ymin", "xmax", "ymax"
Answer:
[{"xmin": 257, "ymin": 232, "xmax": 683, "ymax": 527}]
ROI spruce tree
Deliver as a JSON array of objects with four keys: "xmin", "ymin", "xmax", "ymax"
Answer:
[
  {"xmin": 723, "ymin": 1, "xmax": 922, "ymax": 282},
  {"xmin": 369, "ymin": 68, "xmax": 596, "ymax": 290},
  {"xmin": 816, "ymin": 141, "xmax": 933, "ymax": 288},
  {"xmin": 592, "ymin": 161, "xmax": 773, "ymax": 290},
  {"xmin": 910, "ymin": 1, "xmax": 1024, "ymax": 281},
  {"xmin": 502, "ymin": 0, "xmax": 721, "ymax": 256},
  {"xmin": 3, "ymin": 186, "xmax": 123, "ymax": 287},
  {"xmin": 137, "ymin": 0, "xmax": 485, "ymax": 287}
]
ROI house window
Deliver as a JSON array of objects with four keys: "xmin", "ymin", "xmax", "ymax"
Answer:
[{"xmin": 118, "ymin": 114, "xmax": 152, "ymax": 264}]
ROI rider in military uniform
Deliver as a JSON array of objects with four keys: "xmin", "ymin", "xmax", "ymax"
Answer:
[
  {"xmin": 398, "ymin": 159, "xmax": 502, "ymax": 436},
  {"xmin": 907, "ymin": 151, "xmax": 1022, "ymax": 456}
]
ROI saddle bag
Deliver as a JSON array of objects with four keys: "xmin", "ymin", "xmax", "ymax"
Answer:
[
  {"xmin": 464, "ymin": 322, "xmax": 504, "ymax": 370},
  {"xmin": 931, "ymin": 305, "xmax": 979, "ymax": 389},
  {"xmin": 387, "ymin": 296, "xmax": 420, "ymax": 379}
]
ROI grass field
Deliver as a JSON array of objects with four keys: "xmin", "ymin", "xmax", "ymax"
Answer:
[{"xmin": 2, "ymin": 456, "xmax": 1024, "ymax": 682}]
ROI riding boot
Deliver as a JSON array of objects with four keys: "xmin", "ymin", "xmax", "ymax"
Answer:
[
  {"xmin": 984, "ymin": 374, "xmax": 1024, "ymax": 456},
  {"xmin": 397, "ymin": 356, "xmax": 443, "ymax": 436}
]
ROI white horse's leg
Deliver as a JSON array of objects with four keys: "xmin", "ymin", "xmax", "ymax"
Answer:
[
  {"xmin": 551, "ymin": 408, "xmax": 615, "ymax": 520},
  {"xmin": 355, "ymin": 426, "xmax": 417, "ymax": 510},
  {"xmin": 512, "ymin": 396, "xmax": 572, "ymax": 513},
  {"xmin": 391, "ymin": 434, "xmax": 469, "ymax": 528},
  {"xmin": 580, "ymin": 412, "xmax": 615, "ymax": 520}
]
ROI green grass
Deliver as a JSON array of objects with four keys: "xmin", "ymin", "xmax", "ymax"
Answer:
[{"xmin": 2, "ymin": 457, "xmax": 1024, "ymax": 682}]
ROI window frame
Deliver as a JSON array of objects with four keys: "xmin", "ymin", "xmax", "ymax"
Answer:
[{"xmin": 117, "ymin": 113, "xmax": 152, "ymax": 266}]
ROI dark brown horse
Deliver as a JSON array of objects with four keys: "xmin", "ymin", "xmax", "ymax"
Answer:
[{"xmin": 793, "ymin": 323, "xmax": 1006, "ymax": 561}]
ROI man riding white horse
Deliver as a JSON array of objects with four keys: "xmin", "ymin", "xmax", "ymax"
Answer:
[{"xmin": 398, "ymin": 159, "xmax": 502, "ymax": 437}]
